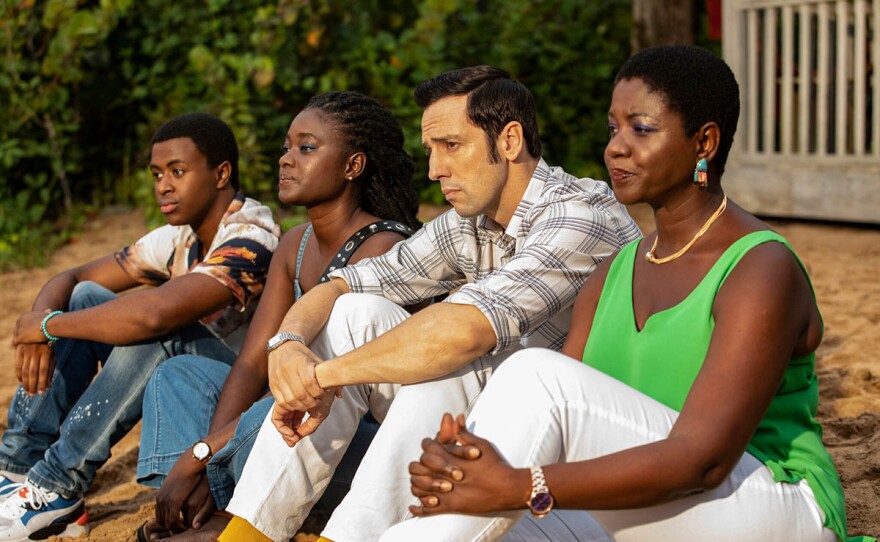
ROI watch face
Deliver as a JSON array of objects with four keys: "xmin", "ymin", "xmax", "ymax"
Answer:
[
  {"xmin": 193, "ymin": 442, "xmax": 210, "ymax": 460},
  {"xmin": 530, "ymin": 492, "xmax": 553, "ymax": 515}
]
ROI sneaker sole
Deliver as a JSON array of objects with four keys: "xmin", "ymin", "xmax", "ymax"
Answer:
[{"xmin": 27, "ymin": 507, "xmax": 89, "ymax": 540}]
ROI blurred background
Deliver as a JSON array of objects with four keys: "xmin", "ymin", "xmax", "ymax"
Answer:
[{"xmin": 0, "ymin": 0, "xmax": 719, "ymax": 269}]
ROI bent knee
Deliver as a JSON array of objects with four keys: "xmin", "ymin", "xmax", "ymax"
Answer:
[
  {"xmin": 69, "ymin": 281, "xmax": 115, "ymax": 310},
  {"xmin": 327, "ymin": 293, "xmax": 410, "ymax": 331},
  {"xmin": 147, "ymin": 355, "xmax": 204, "ymax": 390},
  {"xmin": 332, "ymin": 293, "xmax": 402, "ymax": 316},
  {"xmin": 493, "ymin": 348, "xmax": 584, "ymax": 386}
]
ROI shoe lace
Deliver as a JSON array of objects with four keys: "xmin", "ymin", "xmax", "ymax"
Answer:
[{"xmin": 0, "ymin": 482, "xmax": 52, "ymax": 516}]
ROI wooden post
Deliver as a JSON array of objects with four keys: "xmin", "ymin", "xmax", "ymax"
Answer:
[{"xmin": 632, "ymin": 0, "xmax": 695, "ymax": 50}]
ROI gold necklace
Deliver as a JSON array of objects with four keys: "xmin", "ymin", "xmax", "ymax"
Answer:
[{"xmin": 645, "ymin": 194, "xmax": 728, "ymax": 264}]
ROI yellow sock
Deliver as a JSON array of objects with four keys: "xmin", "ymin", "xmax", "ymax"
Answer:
[
  {"xmin": 217, "ymin": 515, "xmax": 272, "ymax": 542},
  {"xmin": 317, "ymin": 538, "xmax": 335, "ymax": 542}
]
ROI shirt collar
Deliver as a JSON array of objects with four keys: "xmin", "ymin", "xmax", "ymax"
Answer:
[
  {"xmin": 220, "ymin": 192, "xmax": 247, "ymax": 224},
  {"xmin": 185, "ymin": 192, "xmax": 246, "ymax": 268},
  {"xmin": 500, "ymin": 158, "xmax": 549, "ymax": 238}
]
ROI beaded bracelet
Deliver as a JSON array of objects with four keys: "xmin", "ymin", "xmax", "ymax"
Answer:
[{"xmin": 41, "ymin": 310, "xmax": 63, "ymax": 343}]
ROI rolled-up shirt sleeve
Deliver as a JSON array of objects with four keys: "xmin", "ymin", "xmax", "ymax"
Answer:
[
  {"xmin": 447, "ymin": 196, "xmax": 633, "ymax": 355},
  {"xmin": 114, "ymin": 225, "xmax": 177, "ymax": 286},
  {"xmin": 189, "ymin": 235, "xmax": 275, "ymax": 311}
]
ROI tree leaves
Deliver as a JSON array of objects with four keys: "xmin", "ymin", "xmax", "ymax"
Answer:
[{"xmin": 1, "ymin": 0, "xmax": 633, "ymax": 269}]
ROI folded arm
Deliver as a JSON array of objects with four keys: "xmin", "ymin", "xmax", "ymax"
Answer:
[{"xmin": 15, "ymin": 271, "xmax": 234, "ymax": 346}]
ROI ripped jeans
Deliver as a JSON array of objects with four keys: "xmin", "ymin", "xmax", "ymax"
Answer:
[{"xmin": 0, "ymin": 281, "xmax": 235, "ymax": 497}]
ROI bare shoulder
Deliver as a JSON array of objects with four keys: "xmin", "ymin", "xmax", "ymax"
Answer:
[
  {"xmin": 720, "ymin": 228, "xmax": 809, "ymax": 298},
  {"xmin": 715, "ymin": 231, "xmax": 820, "ymax": 351},
  {"xmin": 279, "ymin": 223, "xmax": 311, "ymax": 252},
  {"xmin": 264, "ymin": 224, "xmax": 312, "ymax": 280}
]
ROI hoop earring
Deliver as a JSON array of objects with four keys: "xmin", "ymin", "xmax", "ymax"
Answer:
[{"xmin": 693, "ymin": 158, "xmax": 708, "ymax": 189}]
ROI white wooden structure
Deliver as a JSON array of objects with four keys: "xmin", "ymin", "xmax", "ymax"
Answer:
[{"xmin": 723, "ymin": 0, "xmax": 880, "ymax": 223}]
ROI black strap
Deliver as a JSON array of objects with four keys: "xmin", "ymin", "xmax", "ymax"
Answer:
[{"xmin": 318, "ymin": 220, "xmax": 415, "ymax": 283}]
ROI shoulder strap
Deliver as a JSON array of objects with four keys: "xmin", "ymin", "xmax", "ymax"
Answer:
[
  {"xmin": 294, "ymin": 224, "xmax": 313, "ymax": 300},
  {"xmin": 317, "ymin": 220, "xmax": 415, "ymax": 284}
]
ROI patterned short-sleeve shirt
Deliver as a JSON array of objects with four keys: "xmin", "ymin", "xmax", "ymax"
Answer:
[
  {"xmin": 332, "ymin": 159, "xmax": 642, "ymax": 355},
  {"xmin": 114, "ymin": 193, "xmax": 281, "ymax": 350}
]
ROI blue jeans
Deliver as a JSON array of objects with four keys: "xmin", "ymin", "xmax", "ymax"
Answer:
[
  {"xmin": 138, "ymin": 354, "xmax": 377, "ymax": 510},
  {"xmin": 0, "ymin": 281, "xmax": 236, "ymax": 496},
  {"xmin": 137, "ymin": 355, "xmax": 266, "ymax": 508}
]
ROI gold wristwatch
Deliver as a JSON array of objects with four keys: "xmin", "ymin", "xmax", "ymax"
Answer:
[{"xmin": 526, "ymin": 466, "xmax": 554, "ymax": 518}]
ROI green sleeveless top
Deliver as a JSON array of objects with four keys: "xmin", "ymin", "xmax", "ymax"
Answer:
[{"xmin": 582, "ymin": 231, "xmax": 867, "ymax": 542}]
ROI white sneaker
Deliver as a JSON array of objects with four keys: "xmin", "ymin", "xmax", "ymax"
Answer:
[
  {"xmin": 0, "ymin": 480, "xmax": 89, "ymax": 541},
  {"xmin": 0, "ymin": 473, "xmax": 25, "ymax": 497}
]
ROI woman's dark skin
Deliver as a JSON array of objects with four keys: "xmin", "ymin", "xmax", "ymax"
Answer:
[
  {"xmin": 152, "ymin": 107, "xmax": 412, "ymax": 536},
  {"xmin": 406, "ymin": 77, "xmax": 823, "ymax": 517}
]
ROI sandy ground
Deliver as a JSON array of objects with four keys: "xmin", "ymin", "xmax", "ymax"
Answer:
[{"xmin": 0, "ymin": 204, "xmax": 877, "ymax": 540}]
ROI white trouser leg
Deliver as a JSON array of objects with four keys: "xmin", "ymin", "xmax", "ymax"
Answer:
[
  {"xmin": 225, "ymin": 294, "xmax": 407, "ymax": 541},
  {"xmin": 381, "ymin": 349, "xmax": 835, "ymax": 542},
  {"xmin": 321, "ymin": 348, "xmax": 515, "ymax": 542}
]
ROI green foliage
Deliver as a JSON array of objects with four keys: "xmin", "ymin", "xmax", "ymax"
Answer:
[{"xmin": 1, "ymin": 0, "xmax": 632, "ymax": 269}]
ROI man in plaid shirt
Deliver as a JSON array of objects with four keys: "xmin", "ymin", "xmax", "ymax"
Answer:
[{"xmin": 216, "ymin": 66, "xmax": 641, "ymax": 542}]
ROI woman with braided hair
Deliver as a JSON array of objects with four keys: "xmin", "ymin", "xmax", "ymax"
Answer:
[{"xmin": 135, "ymin": 91, "xmax": 421, "ymax": 541}]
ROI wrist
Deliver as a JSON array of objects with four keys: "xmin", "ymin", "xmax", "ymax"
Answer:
[
  {"xmin": 41, "ymin": 310, "xmax": 63, "ymax": 343},
  {"xmin": 314, "ymin": 359, "xmax": 339, "ymax": 389},
  {"xmin": 509, "ymin": 467, "xmax": 533, "ymax": 510},
  {"xmin": 178, "ymin": 451, "xmax": 208, "ymax": 474},
  {"xmin": 267, "ymin": 331, "xmax": 306, "ymax": 354}
]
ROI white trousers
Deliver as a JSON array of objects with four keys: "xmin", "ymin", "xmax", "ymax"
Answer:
[
  {"xmin": 225, "ymin": 294, "xmax": 512, "ymax": 542},
  {"xmin": 380, "ymin": 349, "xmax": 837, "ymax": 542}
]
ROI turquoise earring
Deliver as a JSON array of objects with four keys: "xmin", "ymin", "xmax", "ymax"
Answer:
[{"xmin": 693, "ymin": 158, "xmax": 708, "ymax": 189}]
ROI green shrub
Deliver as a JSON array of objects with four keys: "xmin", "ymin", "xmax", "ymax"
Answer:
[{"xmin": 1, "ymin": 0, "xmax": 631, "ymax": 268}]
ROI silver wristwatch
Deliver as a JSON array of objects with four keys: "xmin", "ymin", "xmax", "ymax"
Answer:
[
  {"xmin": 527, "ymin": 466, "xmax": 554, "ymax": 518},
  {"xmin": 266, "ymin": 331, "xmax": 306, "ymax": 353}
]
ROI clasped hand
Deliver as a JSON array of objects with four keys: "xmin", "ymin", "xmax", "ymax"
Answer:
[
  {"xmin": 268, "ymin": 341, "xmax": 341, "ymax": 447},
  {"xmin": 408, "ymin": 413, "xmax": 524, "ymax": 517},
  {"xmin": 13, "ymin": 311, "xmax": 56, "ymax": 395},
  {"xmin": 154, "ymin": 454, "xmax": 215, "ymax": 533},
  {"xmin": 13, "ymin": 310, "xmax": 49, "ymax": 346}
]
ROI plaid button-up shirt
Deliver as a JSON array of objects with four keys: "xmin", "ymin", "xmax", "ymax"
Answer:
[{"xmin": 331, "ymin": 159, "xmax": 641, "ymax": 355}]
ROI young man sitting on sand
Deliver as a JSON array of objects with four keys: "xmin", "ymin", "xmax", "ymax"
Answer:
[{"xmin": 0, "ymin": 113, "xmax": 280, "ymax": 541}]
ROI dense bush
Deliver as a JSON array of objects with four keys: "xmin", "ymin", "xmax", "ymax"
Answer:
[{"xmin": 0, "ymin": 0, "xmax": 631, "ymax": 269}]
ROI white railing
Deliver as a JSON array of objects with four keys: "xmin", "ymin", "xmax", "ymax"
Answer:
[{"xmin": 723, "ymin": 0, "xmax": 880, "ymax": 223}]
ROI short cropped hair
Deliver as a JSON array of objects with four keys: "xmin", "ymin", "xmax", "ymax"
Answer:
[
  {"xmin": 615, "ymin": 45, "xmax": 740, "ymax": 175},
  {"xmin": 152, "ymin": 113, "xmax": 240, "ymax": 190},
  {"xmin": 414, "ymin": 65, "xmax": 541, "ymax": 161}
]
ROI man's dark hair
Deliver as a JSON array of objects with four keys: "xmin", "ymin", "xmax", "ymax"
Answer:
[
  {"xmin": 615, "ymin": 45, "xmax": 740, "ymax": 175},
  {"xmin": 306, "ymin": 91, "xmax": 420, "ymax": 230},
  {"xmin": 152, "ymin": 113, "xmax": 240, "ymax": 191},
  {"xmin": 414, "ymin": 65, "xmax": 541, "ymax": 161}
]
